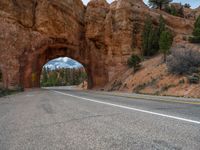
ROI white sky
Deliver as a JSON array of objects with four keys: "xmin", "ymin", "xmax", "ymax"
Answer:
[{"xmin": 82, "ymin": 0, "xmax": 200, "ymax": 8}]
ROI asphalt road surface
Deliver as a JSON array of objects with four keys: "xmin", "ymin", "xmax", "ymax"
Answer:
[{"xmin": 0, "ymin": 89, "xmax": 200, "ymax": 150}]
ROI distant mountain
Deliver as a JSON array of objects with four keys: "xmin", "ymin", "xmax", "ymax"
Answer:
[{"xmin": 44, "ymin": 57, "xmax": 83, "ymax": 70}]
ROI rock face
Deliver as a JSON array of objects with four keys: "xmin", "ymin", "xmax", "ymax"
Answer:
[
  {"xmin": 0, "ymin": 0, "xmax": 86, "ymax": 88},
  {"xmin": 85, "ymin": 0, "xmax": 195, "ymax": 86},
  {"xmin": 0, "ymin": 0, "xmax": 198, "ymax": 89}
]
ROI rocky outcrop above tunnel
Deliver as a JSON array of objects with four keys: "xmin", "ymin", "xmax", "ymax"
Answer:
[{"xmin": 0, "ymin": 0, "xmax": 85, "ymax": 39}]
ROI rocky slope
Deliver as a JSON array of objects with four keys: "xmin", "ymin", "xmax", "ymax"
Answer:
[
  {"xmin": 85, "ymin": 0, "xmax": 195, "ymax": 83},
  {"xmin": 104, "ymin": 54, "xmax": 200, "ymax": 98},
  {"xmin": 90, "ymin": 0, "xmax": 200, "ymax": 98}
]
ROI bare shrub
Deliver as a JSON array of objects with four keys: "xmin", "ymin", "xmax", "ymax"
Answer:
[{"xmin": 166, "ymin": 46, "xmax": 200, "ymax": 74}]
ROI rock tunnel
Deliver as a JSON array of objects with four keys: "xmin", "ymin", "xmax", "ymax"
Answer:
[
  {"xmin": 19, "ymin": 37, "xmax": 108, "ymax": 89},
  {"xmin": 0, "ymin": 0, "xmax": 112, "ymax": 89}
]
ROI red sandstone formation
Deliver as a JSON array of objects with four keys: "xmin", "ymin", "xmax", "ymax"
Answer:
[
  {"xmin": 0, "ymin": 0, "xmax": 86, "ymax": 88},
  {"xmin": 0, "ymin": 0, "xmax": 198, "ymax": 89}
]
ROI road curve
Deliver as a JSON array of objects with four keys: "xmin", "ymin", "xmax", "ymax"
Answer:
[{"xmin": 0, "ymin": 89, "xmax": 200, "ymax": 150}]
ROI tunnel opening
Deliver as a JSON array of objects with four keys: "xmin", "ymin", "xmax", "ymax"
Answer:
[
  {"xmin": 40, "ymin": 57, "xmax": 88, "ymax": 89},
  {"xmin": 20, "ymin": 37, "xmax": 108, "ymax": 89}
]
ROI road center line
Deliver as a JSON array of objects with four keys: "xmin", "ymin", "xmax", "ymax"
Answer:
[{"xmin": 53, "ymin": 90, "xmax": 200, "ymax": 125}]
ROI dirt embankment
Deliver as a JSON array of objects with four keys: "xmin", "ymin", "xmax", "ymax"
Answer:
[{"xmin": 104, "ymin": 54, "xmax": 200, "ymax": 98}]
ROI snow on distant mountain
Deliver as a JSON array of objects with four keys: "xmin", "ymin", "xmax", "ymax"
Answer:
[{"xmin": 44, "ymin": 57, "xmax": 83, "ymax": 70}]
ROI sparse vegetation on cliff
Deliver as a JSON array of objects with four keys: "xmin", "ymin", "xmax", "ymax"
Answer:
[
  {"xmin": 164, "ymin": 4, "xmax": 184, "ymax": 17},
  {"xmin": 189, "ymin": 16, "xmax": 200, "ymax": 43},
  {"xmin": 142, "ymin": 15, "xmax": 173, "ymax": 59},
  {"xmin": 148, "ymin": 0, "xmax": 172, "ymax": 10}
]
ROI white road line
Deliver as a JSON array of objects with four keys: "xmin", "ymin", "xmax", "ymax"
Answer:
[{"xmin": 53, "ymin": 90, "xmax": 200, "ymax": 125}]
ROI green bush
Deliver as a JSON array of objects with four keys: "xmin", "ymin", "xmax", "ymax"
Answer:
[
  {"xmin": 127, "ymin": 54, "xmax": 141, "ymax": 72},
  {"xmin": 189, "ymin": 36, "xmax": 200, "ymax": 43},
  {"xmin": 193, "ymin": 28, "xmax": 200, "ymax": 37}
]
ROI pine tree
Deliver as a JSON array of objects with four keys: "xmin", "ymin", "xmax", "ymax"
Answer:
[
  {"xmin": 142, "ymin": 15, "xmax": 166, "ymax": 56},
  {"xmin": 184, "ymin": 3, "xmax": 191, "ymax": 8},
  {"xmin": 189, "ymin": 16, "xmax": 200, "ymax": 43},
  {"xmin": 142, "ymin": 16, "xmax": 153, "ymax": 56},
  {"xmin": 43, "ymin": 67, "xmax": 48, "ymax": 83},
  {"xmin": 158, "ymin": 15, "xmax": 165, "ymax": 36},
  {"xmin": 193, "ymin": 16, "xmax": 200, "ymax": 36},
  {"xmin": 148, "ymin": 0, "xmax": 173, "ymax": 10},
  {"xmin": 159, "ymin": 30, "xmax": 173, "ymax": 62},
  {"xmin": 40, "ymin": 66, "xmax": 87, "ymax": 87}
]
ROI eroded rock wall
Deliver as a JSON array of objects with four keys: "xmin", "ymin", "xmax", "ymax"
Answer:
[
  {"xmin": 85, "ymin": 0, "xmax": 195, "ymax": 85},
  {"xmin": 0, "ymin": 0, "xmax": 197, "ymax": 89}
]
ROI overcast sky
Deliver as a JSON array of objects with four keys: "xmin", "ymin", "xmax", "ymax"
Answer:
[{"xmin": 82, "ymin": 0, "xmax": 200, "ymax": 8}]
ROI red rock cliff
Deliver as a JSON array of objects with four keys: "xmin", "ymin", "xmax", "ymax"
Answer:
[{"xmin": 0, "ymin": 0, "xmax": 197, "ymax": 89}]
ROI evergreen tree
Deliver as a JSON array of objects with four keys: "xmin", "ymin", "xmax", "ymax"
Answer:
[
  {"xmin": 148, "ymin": 0, "xmax": 173, "ymax": 10},
  {"xmin": 147, "ymin": 27, "xmax": 158, "ymax": 55},
  {"xmin": 40, "ymin": 67, "xmax": 87, "ymax": 87},
  {"xmin": 193, "ymin": 16, "xmax": 200, "ymax": 36},
  {"xmin": 49, "ymin": 71, "xmax": 58, "ymax": 86},
  {"xmin": 42, "ymin": 67, "xmax": 48, "ymax": 83},
  {"xmin": 189, "ymin": 16, "xmax": 200, "ymax": 43},
  {"xmin": 159, "ymin": 30, "xmax": 173, "ymax": 62},
  {"xmin": 179, "ymin": 6, "xmax": 184, "ymax": 17},
  {"xmin": 142, "ymin": 15, "xmax": 166, "ymax": 56},
  {"xmin": 184, "ymin": 3, "xmax": 191, "ymax": 8},
  {"xmin": 164, "ymin": 4, "xmax": 184, "ymax": 17},
  {"xmin": 142, "ymin": 16, "xmax": 153, "ymax": 56},
  {"xmin": 158, "ymin": 15, "xmax": 166, "ymax": 36}
]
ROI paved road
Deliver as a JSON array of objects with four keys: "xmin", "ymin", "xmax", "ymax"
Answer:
[{"xmin": 0, "ymin": 89, "xmax": 200, "ymax": 150}]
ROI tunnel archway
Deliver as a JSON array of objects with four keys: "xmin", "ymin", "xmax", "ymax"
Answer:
[
  {"xmin": 19, "ymin": 38, "xmax": 95, "ymax": 89},
  {"xmin": 40, "ymin": 57, "xmax": 88, "ymax": 88},
  {"xmin": 18, "ymin": 36, "xmax": 109, "ymax": 90}
]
